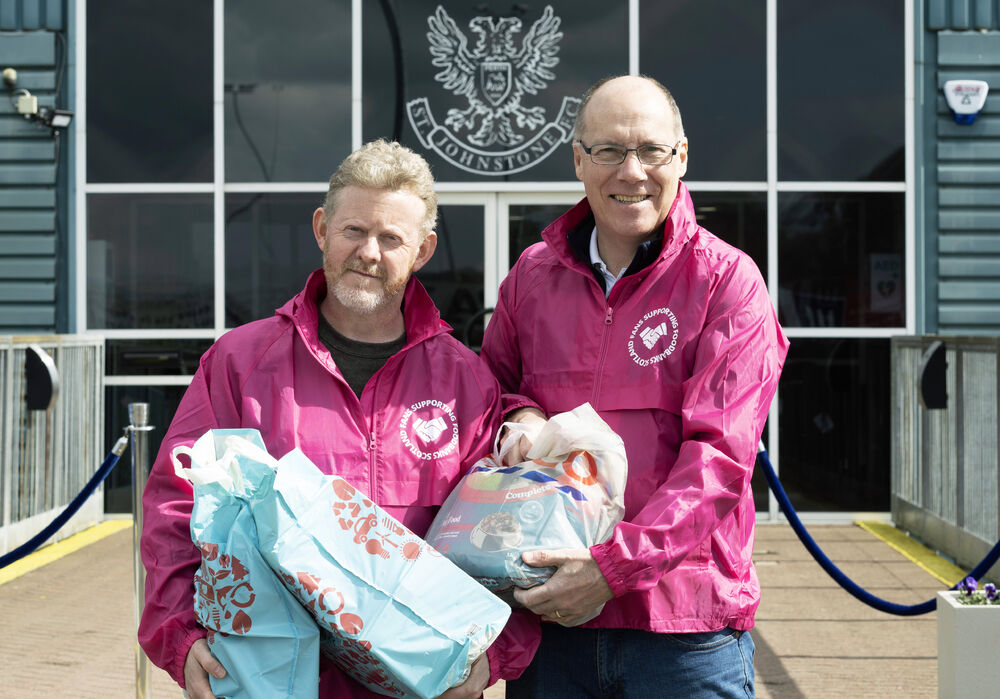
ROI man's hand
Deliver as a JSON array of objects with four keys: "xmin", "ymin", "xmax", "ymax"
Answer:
[
  {"xmin": 437, "ymin": 653, "xmax": 489, "ymax": 698},
  {"xmin": 183, "ymin": 638, "xmax": 226, "ymax": 699},
  {"xmin": 513, "ymin": 548, "xmax": 614, "ymax": 626},
  {"xmin": 498, "ymin": 408, "xmax": 547, "ymax": 465}
]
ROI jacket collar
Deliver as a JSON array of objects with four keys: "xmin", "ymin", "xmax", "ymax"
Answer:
[
  {"xmin": 543, "ymin": 181, "xmax": 699, "ymax": 276},
  {"xmin": 279, "ymin": 269, "xmax": 451, "ymax": 352}
]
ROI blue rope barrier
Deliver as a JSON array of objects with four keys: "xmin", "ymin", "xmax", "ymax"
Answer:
[
  {"xmin": 758, "ymin": 445, "xmax": 1000, "ymax": 615},
  {"xmin": 0, "ymin": 435, "xmax": 129, "ymax": 569}
]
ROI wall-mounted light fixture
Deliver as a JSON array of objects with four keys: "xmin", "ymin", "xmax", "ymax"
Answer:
[{"xmin": 3, "ymin": 67, "xmax": 74, "ymax": 134}]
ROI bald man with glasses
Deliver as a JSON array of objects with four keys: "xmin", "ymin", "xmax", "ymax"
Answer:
[{"xmin": 481, "ymin": 75, "xmax": 789, "ymax": 698}]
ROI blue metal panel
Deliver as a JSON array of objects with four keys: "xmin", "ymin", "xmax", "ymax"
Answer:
[
  {"xmin": 0, "ymin": 305, "xmax": 55, "ymax": 327},
  {"xmin": 0, "ymin": 214, "xmax": 56, "ymax": 234},
  {"xmin": 939, "ymin": 234, "xmax": 1000, "ymax": 252},
  {"xmin": 939, "ymin": 256, "xmax": 1000, "ymax": 276},
  {"xmin": 0, "ymin": 0, "xmax": 63, "ymax": 31},
  {"xmin": 0, "ymin": 22, "xmax": 63, "ymax": 332},
  {"xmin": 0, "ymin": 281, "xmax": 54, "ymax": 302},
  {"xmin": 940, "ymin": 280, "xmax": 1000, "ymax": 299},
  {"xmin": 929, "ymin": 0, "xmax": 949, "ymax": 29},
  {"xmin": 0, "ymin": 189, "xmax": 53, "ymax": 208},
  {"xmin": 0, "ymin": 163, "xmax": 57, "ymax": 184},
  {"xmin": 939, "ymin": 30, "xmax": 1000, "ymax": 64},
  {"xmin": 940, "ymin": 211, "xmax": 1000, "ymax": 229},
  {"xmin": 22, "ymin": 0, "xmax": 39, "ymax": 29},
  {"xmin": 0, "ymin": 259, "xmax": 55, "ymax": 278},
  {"xmin": 939, "ymin": 306, "xmax": 1000, "ymax": 325},
  {"xmin": 0, "ymin": 141, "xmax": 56, "ymax": 160},
  {"xmin": 929, "ymin": 0, "xmax": 1000, "ymax": 30},
  {"xmin": 0, "ymin": 30, "xmax": 54, "ymax": 64},
  {"xmin": 938, "ymin": 164, "xmax": 1000, "ymax": 183},
  {"xmin": 0, "ymin": 1, "xmax": 16, "ymax": 30},
  {"xmin": 939, "ymin": 187, "xmax": 1000, "ymax": 205},
  {"xmin": 952, "ymin": 0, "xmax": 972, "ymax": 28},
  {"xmin": 975, "ymin": 0, "xmax": 995, "ymax": 28}
]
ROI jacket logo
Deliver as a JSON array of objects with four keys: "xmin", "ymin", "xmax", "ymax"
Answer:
[
  {"xmin": 628, "ymin": 308, "xmax": 679, "ymax": 367},
  {"xmin": 405, "ymin": 5, "xmax": 579, "ymax": 175},
  {"xmin": 399, "ymin": 399, "xmax": 459, "ymax": 460},
  {"xmin": 413, "ymin": 416, "xmax": 447, "ymax": 442}
]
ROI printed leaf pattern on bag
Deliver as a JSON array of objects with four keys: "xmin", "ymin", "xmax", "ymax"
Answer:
[{"xmin": 194, "ymin": 539, "xmax": 256, "ymax": 638}]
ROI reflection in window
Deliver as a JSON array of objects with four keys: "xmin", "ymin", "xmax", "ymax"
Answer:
[
  {"xmin": 87, "ymin": 195, "xmax": 214, "ymax": 329},
  {"xmin": 106, "ymin": 339, "xmax": 213, "ymax": 376},
  {"xmin": 225, "ymin": 0, "xmax": 351, "ymax": 182},
  {"xmin": 104, "ymin": 385, "xmax": 187, "ymax": 513},
  {"xmin": 778, "ymin": 339, "xmax": 890, "ymax": 512},
  {"xmin": 640, "ymin": 0, "xmax": 766, "ymax": 181},
  {"xmin": 362, "ymin": 0, "xmax": 626, "ymax": 182},
  {"xmin": 87, "ymin": 0, "xmax": 213, "ymax": 182},
  {"xmin": 778, "ymin": 0, "xmax": 903, "ymax": 181},
  {"xmin": 416, "ymin": 205, "xmax": 484, "ymax": 348},
  {"xmin": 508, "ymin": 204, "xmax": 570, "ymax": 268},
  {"xmin": 691, "ymin": 192, "xmax": 767, "ymax": 278},
  {"xmin": 778, "ymin": 193, "xmax": 904, "ymax": 328},
  {"xmin": 225, "ymin": 194, "xmax": 323, "ymax": 327}
]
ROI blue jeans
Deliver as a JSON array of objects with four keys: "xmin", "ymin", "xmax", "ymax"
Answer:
[{"xmin": 505, "ymin": 624, "xmax": 755, "ymax": 699}]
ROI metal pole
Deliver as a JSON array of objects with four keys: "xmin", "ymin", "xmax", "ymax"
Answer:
[{"xmin": 129, "ymin": 403, "xmax": 154, "ymax": 699}]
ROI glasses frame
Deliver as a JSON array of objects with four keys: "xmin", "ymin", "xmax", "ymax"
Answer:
[{"xmin": 576, "ymin": 141, "xmax": 681, "ymax": 166}]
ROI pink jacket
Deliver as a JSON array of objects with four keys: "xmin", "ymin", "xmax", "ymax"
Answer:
[
  {"xmin": 481, "ymin": 183, "xmax": 788, "ymax": 633},
  {"xmin": 138, "ymin": 270, "xmax": 539, "ymax": 695}
]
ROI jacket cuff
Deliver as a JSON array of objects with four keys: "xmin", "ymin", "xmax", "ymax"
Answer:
[
  {"xmin": 171, "ymin": 627, "xmax": 208, "ymax": 689},
  {"xmin": 500, "ymin": 393, "xmax": 543, "ymax": 419},
  {"xmin": 590, "ymin": 540, "xmax": 628, "ymax": 598}
]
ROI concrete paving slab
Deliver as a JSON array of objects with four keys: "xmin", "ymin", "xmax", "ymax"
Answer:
[{"xmin": 0, "ymin": 522, "xmax": 947, "ymax": 698}]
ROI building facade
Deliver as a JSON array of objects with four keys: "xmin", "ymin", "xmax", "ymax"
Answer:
[{"xmin": 1, "ymin": 0, "xmax": 997, "ymax": 516}]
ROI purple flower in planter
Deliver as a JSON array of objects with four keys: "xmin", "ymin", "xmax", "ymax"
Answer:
[
  {"xmin": 985, "ymin": 583, "xmax": 998, "ymax": 600},
  {"xmin": 961, "ymin": 577, "xmax": 978, "ymax": 596}
]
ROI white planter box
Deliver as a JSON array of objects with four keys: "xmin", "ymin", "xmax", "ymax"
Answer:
[{"xmin": 937, "ymin": 590, "xmax": 1000, "ymax": 698}]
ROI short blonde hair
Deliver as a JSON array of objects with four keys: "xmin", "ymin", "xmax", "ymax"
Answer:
[{"xmin": 323, "ymin": 140, "xmax": 438, "ymax": 237}]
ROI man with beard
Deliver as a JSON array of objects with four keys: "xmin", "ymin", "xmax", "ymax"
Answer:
[{"xmin": 139, "ymin": 140, "xmax": 539, "ymax": 698}]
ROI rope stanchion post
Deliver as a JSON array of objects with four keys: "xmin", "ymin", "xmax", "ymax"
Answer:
[{"xmin": 129, "ymin": 403, "xmax": 154, "ymax": 699}]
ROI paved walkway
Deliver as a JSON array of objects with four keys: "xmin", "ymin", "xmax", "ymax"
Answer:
[{"xmin": 0, "ymin": 521, "xmax": 948, "ymax": 697}]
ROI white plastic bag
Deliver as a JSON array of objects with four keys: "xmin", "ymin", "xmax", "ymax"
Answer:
[{"xmin": 426, "ymin": 403, "xmax": 627, "ymax": 625}]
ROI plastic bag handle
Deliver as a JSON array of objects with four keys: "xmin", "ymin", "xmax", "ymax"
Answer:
[
  {"xmin": 172, "ymin": 434, "xmax": 277, "ymax": 491},
  {"xmin": 495, "ymin": 420, "xmax": 544, "ymax": 465}
]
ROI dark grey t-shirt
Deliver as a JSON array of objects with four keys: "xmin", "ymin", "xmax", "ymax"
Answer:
[{"xmin": 317, "ymin": 310, "xmax": 406, "ymax": 398}]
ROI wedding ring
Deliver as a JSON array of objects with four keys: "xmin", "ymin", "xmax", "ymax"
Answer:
[{"xmin": 554, "ymin": 609, "xmax": 563, "ymax": 618}]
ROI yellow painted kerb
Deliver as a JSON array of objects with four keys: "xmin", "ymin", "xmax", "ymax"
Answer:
[
  {"xmin": 0, "ymin": 519, "xmax": 133, "ymax": 586},
  {"xmin": 856, "ymin": 520, "xmax": 967, "ymax": 587}
]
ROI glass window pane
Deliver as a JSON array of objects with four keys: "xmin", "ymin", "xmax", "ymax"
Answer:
[
  {"xmin": 778, "ymin": 1, "xmax": 904, "ymax": 181},
  {"xmin": 225, "ymin": 0, "xmax": 351, "ymax": 182},
  {"xmin": 225, "ymin": 194, "xmax": 324, "ymax": 327},
  {"xmin": 778, "ymin": 338, "xmax": 890, "ymax": 512},
  {"xmin": 104, "ymin": 384, "xmax": 187, "ymax": 513},
  {"xmin": 363, "ymin": 1, "xmax": 628, "ymax": 182},
  {"xmin": 87, "ymin": 194, "xmax": 214, "ymax": 329},
  {"xmin": 640, "ymin": 0, "xmax": 765, "ymax": 181},
  {"xmin": 87, "ymin": 1, "xmax": 212, "ymax": 182},
  {"xmin": 691, "ymin": 192, "xmax": 767, "ymax": 279},
  {"xmin": 778, "ymin": 193, "xmax": 904, "ymax": 328},
  {"xmin": 416, "ymin": 205, "xmax": 484, "ymax": 348},
  {"xmin": 508, "ymin": 203, "xmax": 570, "ymax": 268},
  {"xmin": 106, "ymin": 339, "xmax": 213, "ymax": 376}
]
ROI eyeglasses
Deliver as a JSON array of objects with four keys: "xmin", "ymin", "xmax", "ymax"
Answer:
[{"xmin": 577, "ymin": 141, "xmax": 680, "ymax": 166}]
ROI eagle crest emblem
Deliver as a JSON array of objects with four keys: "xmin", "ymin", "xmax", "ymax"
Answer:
[{"xmin": 406, "ymin": 5, "xmax": 580, "ymax": 175}]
